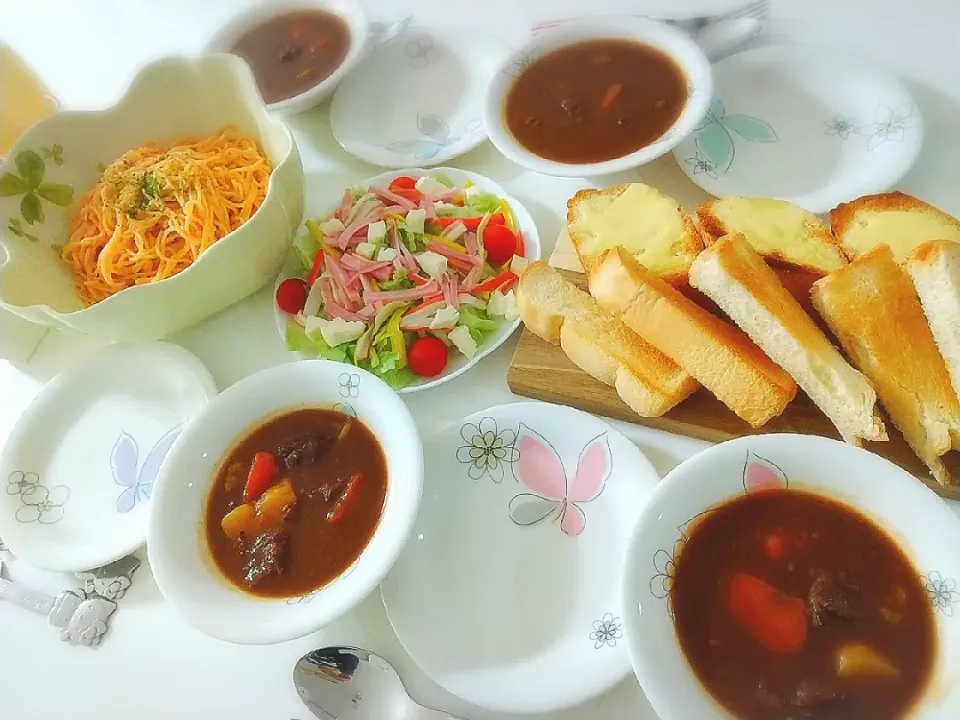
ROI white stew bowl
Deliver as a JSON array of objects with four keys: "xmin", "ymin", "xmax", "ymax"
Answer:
[
  {"xmin": 621, "ymin": 433, "xmax": 960, "ymax": 720},
  {"xmin": 148, "ymin": 360, "xmax": 423, "ymax": 645},
  {"xmin": 483, "ymin": 17, "xmax": 713, "ymax": 178}
]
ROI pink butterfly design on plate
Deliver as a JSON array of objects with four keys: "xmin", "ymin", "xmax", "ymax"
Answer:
[
  {"xmin": 742, "ymin": 450, "xmax": 788, "ymax": 493},
  {"xmin": 507, "ymin": 424, "xmax": 612, "ymax": 537},
  {"xmin": 111, "ymin": 424, "xmax": 183, "ymax": 513}
]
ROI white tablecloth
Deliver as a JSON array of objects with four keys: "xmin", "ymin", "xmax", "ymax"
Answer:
[{"xmin": 2, "ymin": 1, "xmax": 960, "ymax": 718}]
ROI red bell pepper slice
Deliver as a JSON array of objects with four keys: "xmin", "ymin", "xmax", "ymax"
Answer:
[
  {"xmin": 306, "ymin": 249, "xmax": 325, "ymax": 287},
  {"xmin": 243, "ymin": 451, "xmax": 279, "ymax": 503},
  {"xmin": 472, "ymin": 270, "xmax": 518, "ymax": 295},
  {"xmin": 327, "ymin": 473, "xmax": 362, "ymax": 523}
]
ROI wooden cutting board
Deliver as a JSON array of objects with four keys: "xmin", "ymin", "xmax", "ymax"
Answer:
[{"xmin": 506, "ymin": 266, "xmax": 960, "ymax": 501}]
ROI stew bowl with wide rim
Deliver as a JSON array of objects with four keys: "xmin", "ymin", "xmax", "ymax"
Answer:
[
  {"xmin": 147, "ymin": 359, "xmax": 423, "ymax": 645},
  {"xmin": 621, "ymin": 433, "xmax": 960, "ymax": 720}
]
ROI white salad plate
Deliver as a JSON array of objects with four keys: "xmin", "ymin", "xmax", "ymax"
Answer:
[
  {"xmin": 621, "ymin": 434, "xmax": 960, "ymax": 720},
  {"xmin": 330, "ymin": 27, "xmax": 507, "ymax": 167},
  {"xmin": 0, "ymin": 343, "xmax": 216, "ymax": 572},
  {"xmin": 673, "ymin": 44, "xmax": 923, "ymax": 213},
  {"xmin": 380, "ymin": 402, "xmax": 659, "ymax": 713},
  {"xmin": 273, "ymin": 167, "xmax": 541, "ymax": 393}
]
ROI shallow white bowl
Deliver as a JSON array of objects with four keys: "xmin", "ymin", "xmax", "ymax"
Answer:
[
  {"xmin": 483, "ymin": 17, "xmax": 713, "ymax": 178},
  {"xmin": 273, "ymin": 167, "xmax": 541, "ymax": 393},
  {"xmin": 0, "ymin": 54, "xmax": 304, "ymax": 342},
  {"xmin": 147, "ymin": 360, "xmax": 423, "ymax": 645},
  {"xmin": 622, "ymin": 434, "xmax": 960, "ymax": 720},
  {"xmin": 204, "ymin": 0, "xmax": 370, "ymax": 115}
]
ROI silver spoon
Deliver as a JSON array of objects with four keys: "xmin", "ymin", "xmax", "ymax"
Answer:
[{"xmin": 294, "ymin": 646, "xmax": 463, "ymax": 720}]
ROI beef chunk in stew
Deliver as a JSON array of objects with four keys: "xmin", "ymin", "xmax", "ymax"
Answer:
[
  {"xmin": 809, "ymin": 571, "xmax": 860, "ymax": 626},
  {"xmin": 243, "ymin": 530, "xmax": 289, "ymax": 587},
  {"xmin": 277, "ymin": 432, "xmax": 325, "ymax": 469}
]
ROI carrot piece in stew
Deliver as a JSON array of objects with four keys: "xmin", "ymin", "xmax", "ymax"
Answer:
[
  {"xmin": 728, "ymin": 572, "xmax": 808, "ymax": 654},
  {"xmin": 243, "ymin": 451, "xmax": 279, "ymax": 503},
  {"xmin": 327, "ymin": 473, "xmax": 362, "ymax": 523}
]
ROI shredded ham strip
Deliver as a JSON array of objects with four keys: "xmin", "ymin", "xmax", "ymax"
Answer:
[
  {"xmin": 365, "ymin": 281, "xmax": 440, "ymax": 304},
  {"xmin": 371, "ymin": 186, "xmax": 416, "ymax": 210}
]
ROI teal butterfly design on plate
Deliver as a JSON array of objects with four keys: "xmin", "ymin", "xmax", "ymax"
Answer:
[{"xmin": 688, "ymin": 97, "xmax": 779, "ymax": 176}]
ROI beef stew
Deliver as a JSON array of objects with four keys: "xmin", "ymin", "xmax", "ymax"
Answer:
[
  {"xmin": 671, "ymin": 489, "xmax": 935, "ymax": 720},
  {"xmin": 204, "ymin": 408, "xmax": 386, "ymax": 598},
  {"xmin": 504, "ymin": 39, "xmax": 687, "ymax": 164},
  {"xmin": 229, "ymin": 9, "xmax": 351, "ymax": 104}
]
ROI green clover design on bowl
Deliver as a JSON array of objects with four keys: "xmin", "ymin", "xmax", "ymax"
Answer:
[
  {"xmin": 686, "ymin": 97, "xmax": 779, "ymax": 178},
  {"xmin": 0, "ymin": 146, "xmax": 74, "ymax": 242}
]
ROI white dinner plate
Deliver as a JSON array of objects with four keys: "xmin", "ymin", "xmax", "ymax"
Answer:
[
  {"xmin": 330, "ymin": 27, "xmax": 507, "ymax": 167},
  {"xmin": 380, "ymin": 402, "xmax": 659, "ymax": 713},
  {"xmin": 673, "ymin": 44, "xmax": 923, "ymax": 213},
  {"xmin": 0, "ymin": 343, "xmax": 216, "ymax": 571}
]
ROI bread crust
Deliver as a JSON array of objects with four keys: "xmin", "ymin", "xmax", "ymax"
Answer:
[
  {"xmin": 517, "ymin": 261, "xmax": 698, "ymax": 417},
  {"xmin": 830, "ymin": 191, "xmax": 960, "ymax": 243},
  {"xmin": 589, "ymin": 248, "xmax": 797, "ymax": 427},
  {"xmin": 690, "ymin": 233, "xmax": 886, "ymax": 444},
  {"xmin": 811, "ymin": 245, "xmax": 960, "ymax": 485},
  {"xmin": 566, "ymin": 184, "xmax": 703, "ymax": 284}
]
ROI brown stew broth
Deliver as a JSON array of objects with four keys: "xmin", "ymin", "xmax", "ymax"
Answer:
[
  {"xmin": 230, "ymin": 10, "xmax": 351, "ymax": 104},
  {"xmin": 671, "ymin": 490, "xmax": 935, "ymax": 720},
  {"xmin": 505, "ymin": 39, "xmax": 687, "ymax": 164},
  {"xmin": 204, "ymin": 408, "xmax": 386, "ymax": 598}
]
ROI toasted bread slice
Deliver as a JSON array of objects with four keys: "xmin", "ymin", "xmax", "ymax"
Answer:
[
  {"xmin": 517, "ymin": 261, "xmax": 699, "ymax": 417},
  {"xmin": 697, "ymin": 197, "xmax": 847, "ymax": 276},
  {"xmin": 811, "ymin": 245, "xmax": 960, "ymax": 485},
  {"xmin": 566, "ymin": 183, "xmax": 703, "ymax": 283},
  {"xmin": 906, "ymin": 239, "xmax": 960, "ymax": 405},
  {"xmin": 830, "ymin": 191, "xmax": 960, "ymax": 262},
  {"xmin": 690, "ymin": 233, "xmax": 886, "ymax": 444},
  {"xmin": 588, "ymin": 248, "xmax": 797, "ymax": 427}
]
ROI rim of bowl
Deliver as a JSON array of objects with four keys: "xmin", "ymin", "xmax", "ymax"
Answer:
[
  {"xmin": 483, "ymin": 17, "xmax": 714, "ymax": 178},
  {"xmin": 620, "ymin": 433, "xmax": 960, "ymax": 720},
  {"xmin": 147, "ymin": 359, "xmax": 424, "ymax": 644},
  {"xmin": 0, "ymin": 53, "xmax": 302, "ymax": 317},
  {"xmin": 203, "ymin": 0, "xmax": 370, "ymax": 114}
]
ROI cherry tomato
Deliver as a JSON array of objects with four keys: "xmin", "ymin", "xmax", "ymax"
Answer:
[
  {"xmin": 407, "ymin": 336, "xmax": 448, "ymax": 377},
  {"xmin": 388, "ymin": 176, "xmax": 417, "ymax": 191},
  {"xmin": 483, "ymin": 224, "xmax": 519, "ymax": 265},
  {"xmin": 276, "ymin": 277, "xmax": 308, "ymax": 315}
]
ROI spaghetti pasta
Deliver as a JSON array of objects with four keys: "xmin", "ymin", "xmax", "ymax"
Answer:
[{"xmin": 61, "ymin": 126, "xmax": 272, "ymax": 305}]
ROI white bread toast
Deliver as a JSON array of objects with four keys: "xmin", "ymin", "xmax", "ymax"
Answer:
[
  {"xmin": 830, "ymin": 191, "xmax": 960, "ymax": 262},
  {"xmin": 811, "ymin": 245, "xmax": 960, "ymax": 486},
  {"xmin": 517, "ymin": 261, "xmax": 699, "ymax": 418},
  {"xmin": 689, "ymin": 233, "xmax": 886, "ymax": 445},
  {"xmin": 905, "ymin": 239, "xmax": 960, "ymax": 405},
  {"xmin": 566, "ymin": 183, "xmax": 704, "ymax": 283},
  {"xmin": 588, "ymin": 248, "xmax": 797, "ymax": 427},
  {"xmin": 697, "ymin": 197, "xmax": 847, "ymax": 276}
]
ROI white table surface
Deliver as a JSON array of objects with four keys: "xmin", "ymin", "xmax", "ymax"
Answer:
[{"xmin": 2, "ymin": 1, "xmax": 960, "ymax": 718}]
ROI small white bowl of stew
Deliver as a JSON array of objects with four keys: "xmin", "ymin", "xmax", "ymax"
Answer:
[
  {"xmin": 205, "ymin": 0, "xmax": 370, "ymax": 114},
  {"xmin": 622, "ymin": 433, "xmax": 960, "ymax": 720},
  {"xmin": 147, "ymin": 359, "xmax": 422, "ymax": 644},
  {"xmin": 483, "ymin": 17, "xmax": 713, "ymax": 177}
]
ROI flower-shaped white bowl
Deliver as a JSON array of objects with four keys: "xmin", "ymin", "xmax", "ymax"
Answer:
[
  {"xmin": 0, "ymin": 54, "xmax": 304, "ymax": 343},
  {"xmin": 273, "ymin": 167, "xmax": 541, "ymax": 392},
  {"xmin": 204, "ymin": 0, "xmax": 370, "ymax": 115},
  {"xmin": 622, "ymin": 434, "xmax": 960, "ymax": 720},
  {"xmin": 483, "ymin": 17, "xmax": 713, "ymax": 178},
  {"xmin": 147, "ymin": 359, "xmax": 423, "ymax": 645}
]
